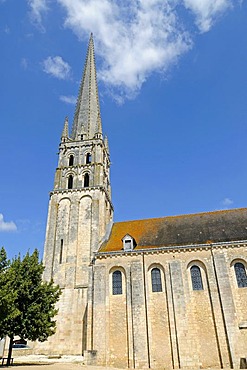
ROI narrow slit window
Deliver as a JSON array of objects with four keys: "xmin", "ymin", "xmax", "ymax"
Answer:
[
  {"xmin": 112, "ymin": 270, "xmax": 122, "ymax": 295},
  {"xmin": 86, "ymin": 153, "xmax": 92, "ymax": 164},
  {"xmin": 69, "ymin": 155, "xmax": 74, "ymax": 166},
  {"xmin": 151, "ymin": 268, "xmax": 162, "ymax": 292},
  {"xmin": 59, "ymin": 239, "xmax": 63, "ymax": 264},
  {"xmin": 68, "ymin": 175, "xmax": 73, "ymax": 189},
  {"xmin": 191, "ymin": 265, "xmax": 203, "ymax": 290},
  {"xmin": 234, "ymin": 262, "xmax": 247, "ymax": 288},
  {"xmin": 84, "ymin": 173, "xmax": 89, "ymax": 187}
]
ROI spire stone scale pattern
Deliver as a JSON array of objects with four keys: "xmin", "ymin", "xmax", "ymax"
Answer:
[{"xmin": 71, "ymin": 34, "xmax": 102, "ymax": 140}]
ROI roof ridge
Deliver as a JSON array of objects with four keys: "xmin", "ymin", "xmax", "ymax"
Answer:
[{"xmin": 113, "ymin": 207, "xmax": 247, "ymax": 225}]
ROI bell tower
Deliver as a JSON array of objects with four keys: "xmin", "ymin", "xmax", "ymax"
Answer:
[{"xmin": 40, "ymin": 34, "xmax": 113, "ymax": 355}]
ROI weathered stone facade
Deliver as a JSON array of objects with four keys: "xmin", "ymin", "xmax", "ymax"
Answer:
[
  {"xmin": 93, "ymin": 242, "xmax": 247, "ymax": 368},
  {"xmin": 35, "ymin": 35, "xmax": 247, "ymax": 368}
]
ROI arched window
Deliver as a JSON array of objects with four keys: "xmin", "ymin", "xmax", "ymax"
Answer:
[
  {"xmin": 84, "ymin": 173, "xmax": 89, "ymax": 187},
  {"xmin": 191, "ymin": 265, "xmax": 203, "ymax": 290},
  {"xmin": 112, "ymin": 270, "xmax": 122, "ymax": 295},
  {"xmin": 151, "ymin": 268, "xmax": 162, "ymax": 292},
  {"xmin": 68, "ymin": 175, "xmax": 73, "ymax": 189},
  {"xmin": 69, "ymin": 155, "xmax": 74, "ymax": 166},
  {"xmin": 86, "ymin": 153, "xmax": 92, "ymax": 164},
  {"xmin": 234, "ymin": 262, "xmax": 247, "ymax": 288}
]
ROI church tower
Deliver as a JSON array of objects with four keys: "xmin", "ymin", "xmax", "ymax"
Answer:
[{"xmin": 41, "ymin": 34, "xmax": 113, "ymax": 354}]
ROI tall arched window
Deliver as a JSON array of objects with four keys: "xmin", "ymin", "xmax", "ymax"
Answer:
[
  {"xmin": 190, "ymin": 265, "xmax": 203, "ymax": 290},
  {"xmin": 112, "ymin": 270, "xmax": 122, "ymax": 295},
  {"xmin": 68, "ymin": 175, "xmax": 73, "ymax": 189},
  {"xmin": 151, "ymin": 268, "xmax": 162, "ymax": 292},
  {"xmin": 234, "ymin": 262, "xmax": 247, "ymax": 288},
  {"xmin": 69, "ymin": 155, "xmax": 74, "ymax": 166},
  {"xmin": 86, "ymin": 153, "xmax": 92, "ymax": 164},
  {"xmin": 84, "ymin": 173, "xmax": 89, "ymax": 187}
]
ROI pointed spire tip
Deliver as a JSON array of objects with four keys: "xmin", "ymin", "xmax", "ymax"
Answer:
[
  {"xmin": 71, "ymin": 31, "xmax": 101, "ymax": 140},
  {"xmin": 62, "ymin": 116, "xmax": 69, "ymax": 138}
]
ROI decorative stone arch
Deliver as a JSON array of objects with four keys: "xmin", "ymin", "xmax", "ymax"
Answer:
[
  {"xmin": 58, "ymin": 196, "xmax": 72, "ymax": 204},
  {"xmin": 57, "ymin": 198, "xmax": 71, "ymax": 265},
  {"xmin": 65, "ymin": 170, "xmax": 76, "ymax": 177},
  {"xmin": 66, "ymin": 151, "xmax": 75, "ymax": 165},
  {"xmin": 79, "ymin": 169, "xmax": 92, "ymax": 188},
  {"xmin": 187, "ymin": 260, "xmax": 208, "ymax": 291},
  {"xmin": 79, "ymin": 194, "xmax": 93, "ymax": 202},
  {"xmin": 230, "ymin": 258, "xmax": 247, "ymax": 288},
  {"xmin": 109, "ymin": 266, "xmax": 126, "ymax": 296}
]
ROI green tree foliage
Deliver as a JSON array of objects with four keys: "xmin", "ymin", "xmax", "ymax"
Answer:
[
  {"xmin": 0, "ymin": 247, "xmax": 9, "ymax": 271},
  {"xmin": 0, "ymin": 248, "xmax": 61, "ymax": 366}
]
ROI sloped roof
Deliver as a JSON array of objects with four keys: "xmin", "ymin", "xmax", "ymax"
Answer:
[{"xmin": 99, "ymin": 208, "xmax": 247, "ymax": 252}]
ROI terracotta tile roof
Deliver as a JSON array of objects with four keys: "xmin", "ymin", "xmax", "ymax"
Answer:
[{"xmin": 99, "ymin": 208, "xmax": 247, "ymax": 253}]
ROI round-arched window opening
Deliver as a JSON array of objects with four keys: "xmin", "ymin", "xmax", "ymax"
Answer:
[
  {"xmin": 84, "ymin": 173, "xmax": 89, "ymax": 187},
  {"xmin": 69, "ymin": 155, "xmax": 74, "ymax": 166},
  {"xmin": 68, "ymin": 175, "xmax": 73, "ymax": 189},
  {"xmin": 190, "ymin": 265, "xmax": 203, "ymax": 291},
  {"xmin": 86, "ymin": 153, "xmax": 92, "ymax": 164},
  {"xmin": 112, "ymin": 270, "xmax": 122, "ymax": 295},
  {"xmin": 151, "ymin": 268, "xmax": 162, "ymax": 292}
]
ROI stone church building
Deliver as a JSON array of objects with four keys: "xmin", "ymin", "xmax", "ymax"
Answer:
[{"xmin": 35, "ymin": 35, "xmax": 247, "ymax": 368}]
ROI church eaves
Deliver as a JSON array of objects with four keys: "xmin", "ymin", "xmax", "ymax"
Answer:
[{"xmin": 71, "ymin": 33, "xmax": 102, "ymax": 140}]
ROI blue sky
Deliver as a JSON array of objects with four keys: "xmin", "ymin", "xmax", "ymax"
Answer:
[{"xmin": 0, "ymin": 0, "xmax": 247, "ymax": 259}]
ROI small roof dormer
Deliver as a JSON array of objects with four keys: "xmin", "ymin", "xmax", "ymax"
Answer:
[{"xmin": 122, "ymin": 234, "xmax": 136, "ymax": 251}]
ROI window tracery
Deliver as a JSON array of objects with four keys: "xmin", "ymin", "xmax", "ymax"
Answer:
[
  {"xmin": 112, "ymin": 270, "xmax": 122, "ymax": 295},
  {"xmin": 234, "ymin": 262, "xmax": 247, "ymax": 288},
  {"xmin": 151, "ymin": 268, "xmax": 162, "ymax": 292},
  {"xmin": 190, "ymin": 265, "xmax": 203, "ymax": 290}
]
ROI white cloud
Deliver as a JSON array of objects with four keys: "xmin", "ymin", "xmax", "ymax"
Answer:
[
  {"xmin": 42, "ymin": 56, "xmax": 71, "ymax": 80},
  {"xmin": 57, "ymin": 0, "xmax": 192, "ymax": 99},
  {"xmin": 60, "ymin": 95, "xmax": 77, "ymax": 104},
  {"xmin": 27, "ymin": 0, "xmax": 49, "ymax": 32},
  {"xmin": 183, "ymin": 0, "xmax": 233, "ymax": 33},
  {"xmin": 222, "ymin": 197, "xmax": 234, "ymax": 207},
  {"xmin": 28, "ymin": 0, "xmax": 239, "ymax": 100},
  {"xmin": 0, "ymin": 214, "xmax": 17, "ymax": 232}
]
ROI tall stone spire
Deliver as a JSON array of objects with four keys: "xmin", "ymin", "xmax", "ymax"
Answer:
[
  {"xmin": 71, "ymin": 33, "xmax": 102, "ymax": 140},
  {"xmin": 40, "ymin": 34, "xmax": 113, "ymax": 358}
]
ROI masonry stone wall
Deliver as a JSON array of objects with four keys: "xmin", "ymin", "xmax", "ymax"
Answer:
[
  {"xmin": 35, "ymin": 185, "xmax": 112, "ymax": 356},
  {"xmin": 32, "ymin": 287, "xmax": 87, "ymax": 355},
  {"xmin": 92, "ymin": 245, "xmax": 247, "ymax": 368}
]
